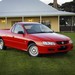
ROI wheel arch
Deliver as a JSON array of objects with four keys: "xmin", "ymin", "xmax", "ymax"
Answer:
[
  {"xmin": 28, "ymin": 41, "xmax": 36, "ymax": 46},
  {"xmin": 0, "ymin": 37, "xmax": 2, "ymax": 39}
]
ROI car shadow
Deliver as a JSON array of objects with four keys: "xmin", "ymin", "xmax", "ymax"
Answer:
[
  {"xmin": 38, "ymin": 52, "xmax": 73, "ymax": 58},
  {"xmin": 5, "ymin": 48, "xmax": 28, "ymax": 54},
  {"xmin": 6, "ymin": 48, "xmax": 73, "ymax": 58}
]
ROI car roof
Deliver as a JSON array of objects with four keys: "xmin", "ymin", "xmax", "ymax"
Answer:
[{"xmin": 16, "ymin": 22, "xmax": 40, "ymax": 25}]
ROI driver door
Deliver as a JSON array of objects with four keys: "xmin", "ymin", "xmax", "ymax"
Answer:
[{"xmin": 11, "ymin": 24, "xmax": 27, "ymax": 50}]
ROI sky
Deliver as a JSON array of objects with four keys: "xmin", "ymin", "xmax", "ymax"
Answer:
[
  {"xmin": 0, "ymin": 0, "xmax": 73, "ymax": 5},
  {"xmin": 40, "ymin": 0, "xmax": 73, "ymax": 5}
]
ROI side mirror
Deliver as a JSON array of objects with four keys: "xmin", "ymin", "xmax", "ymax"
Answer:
[{"xmin": 18, "ymin": 31, "xmax": 24, "ymax": 34}]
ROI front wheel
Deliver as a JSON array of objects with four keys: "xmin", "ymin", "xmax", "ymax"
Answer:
[{"xmin": 28, "ymin": 43, "xmax": 39, "ymax": 57}]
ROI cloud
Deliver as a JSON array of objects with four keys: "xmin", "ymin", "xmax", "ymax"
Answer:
[{"xmin": 40, "ymin": 0, "xmax": 73, "ymax": 5}]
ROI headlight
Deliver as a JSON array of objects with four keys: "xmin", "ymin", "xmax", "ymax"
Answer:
[
  {"xmin": 69, "ymin": 40, "xmax": 73, "ymax": 44},
  {"xmin": 43, "ymin": 41, "xmax": 56, "ymax": 45}
]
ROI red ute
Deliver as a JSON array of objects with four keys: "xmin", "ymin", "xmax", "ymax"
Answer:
[{"xmin": 0, "ymin": 22, "xmax": 73, "ymax": 56}]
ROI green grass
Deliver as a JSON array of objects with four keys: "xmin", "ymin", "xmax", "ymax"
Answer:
[{"xmin": 0, "ymin": 32, "xmax": 75, "ymax": 75}]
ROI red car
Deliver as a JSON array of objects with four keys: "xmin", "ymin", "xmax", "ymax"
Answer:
[{"xmin": 0, "ymin": 22, "xmax": 73, "ymax": 56}]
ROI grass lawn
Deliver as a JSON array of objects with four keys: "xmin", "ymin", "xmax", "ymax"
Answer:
[{"xmin": 0, "ymin": 32, "xmax": 75, "ymax": 75}]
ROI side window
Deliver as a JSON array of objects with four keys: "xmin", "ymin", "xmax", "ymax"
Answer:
[
  {"xmin": 11, "ymin": 24, "xmax": 15, "ymax": 32},
  {"xmin": 13, "ymin": 24, "xmax": 24, "ymax": 34}
]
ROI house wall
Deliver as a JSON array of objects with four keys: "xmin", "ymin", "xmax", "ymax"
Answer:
[
  {"xmin": 0, "ymin": 18, "xmax": 6, "ymax": 29},
  {"xmin": 50, "ymin": 16, "xmax": 59, "ymax": 32},
  {"xmin": 0, "ymin": 16, "xmax": 59, "ymax": 32},
  {"xmin": 7, "ymin": 17, "xmax": 22, "ymax": 28},
  {"xmin": 0, "ymin": 17, "xmax": 22, "ymax": 29},
  {"xmin": 25, "ymin": 17, "xmax": 40, "ymax": 22},
  {"xmin": 42, "ymin": 16, "xmax": 59, "ymax": 32}
]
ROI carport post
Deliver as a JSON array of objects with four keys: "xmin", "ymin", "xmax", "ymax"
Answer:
[
  {"xmin": 40, "ymin": 16, "xmax": 42, "ymax": 23},
  {"xmin": 58, "ymin": 16, "xmax": 60, "ymax": 32},
  {"xmin": 5, "ymin": 17, "xmax": 7, "ymax": 28},
  {"xmin": 22, "ymin": 17, "xmax": 24, "ymax": 22},
  {"xmin": 71, "ymin": 16, "xmax": 74, "ymax": 32}
]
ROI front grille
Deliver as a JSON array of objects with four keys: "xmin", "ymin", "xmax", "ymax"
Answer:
[
  {"xmin": 58, "ymin": 46, "xmax": 68, "ymax": 50},
  {"xmin": 56, "ymin": 41, "xmax": 69, "ymax": 45}
]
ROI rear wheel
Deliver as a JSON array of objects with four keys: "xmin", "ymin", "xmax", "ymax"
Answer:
[
  {"xmin": 0, "ymin": 39, "xmax": 7, "ymax": 50},
  {"xmin": 28, "ymin": 43, "xmax": 39, "ymax": 57}
]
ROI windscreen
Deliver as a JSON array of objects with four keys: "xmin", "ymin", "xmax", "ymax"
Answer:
[{"xmin": 24, "ymin": 24, "xmax": 53, "ymax": 34}]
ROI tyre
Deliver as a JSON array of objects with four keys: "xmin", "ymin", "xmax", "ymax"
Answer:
[
  {"xmin": 0, "ymin": 39, "xmax": 6, "ymax": 50},
  {"xmin": 63, "ymin": 51, "xmax": 68, "ymax": 54},
  {"xmin": 28, "ymin": 43, "xmax": 39, "ymax": 57},
  {"xmin": 60, "ymin": 51, "xmax": 68, "ymax": 55}
]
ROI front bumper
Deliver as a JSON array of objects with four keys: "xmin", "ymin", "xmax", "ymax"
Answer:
[{"xmin": 38, "ymin": 44, "xmax": 73, "ymax": 54}]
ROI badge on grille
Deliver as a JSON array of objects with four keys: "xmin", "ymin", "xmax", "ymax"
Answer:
[{"xmin": 62, "ymin": 42, "xmax": 64, "ymax": 44}]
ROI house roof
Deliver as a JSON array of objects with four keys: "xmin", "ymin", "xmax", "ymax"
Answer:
[{"xmin": 0, "ymin": 0, "xmax": 75, "ymax": 17}]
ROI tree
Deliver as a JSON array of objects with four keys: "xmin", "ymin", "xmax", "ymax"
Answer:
[
  {"xmin": 60, "ymin": 1, "xmax": 75, "ymax": 12},
  {"xmin": 48, "ymin": 3, "xmax": 60, "ymax": 10}
]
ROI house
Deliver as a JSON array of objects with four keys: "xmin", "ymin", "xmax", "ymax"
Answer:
[{"xmin": 0, "ymin": 0, "xmax": 75, "ymax": 32}]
